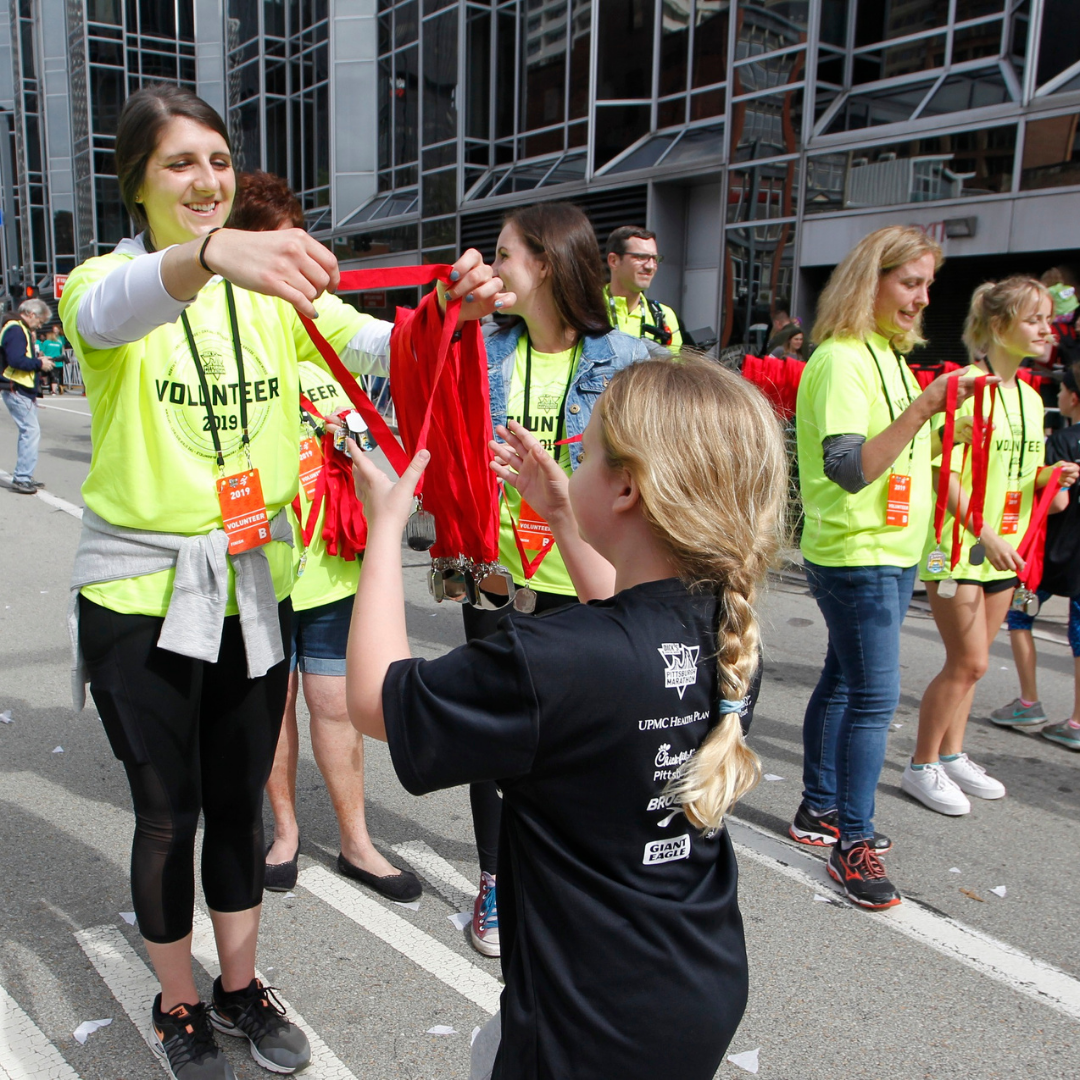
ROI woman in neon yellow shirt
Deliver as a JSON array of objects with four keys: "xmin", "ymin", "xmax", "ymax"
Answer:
[
  {"xmin": 793, "ymin": 225, "xmax": 972, "ymax": 911},
  {"xmin": 906, "ymin": 277, "xmax": 1080, "ymax": 816},
  {"xmin": 61, "ymin": 85, "xmax": 502, "ymax": 1080}
]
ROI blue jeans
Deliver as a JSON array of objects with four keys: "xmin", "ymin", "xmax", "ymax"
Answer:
[
  {"xmin": 1, "ymin": 390, "xmax": 40, "ymax": 483},
  {"xmin": 801, "ymin": 561, "xmax": 917, "ymax": 842}
]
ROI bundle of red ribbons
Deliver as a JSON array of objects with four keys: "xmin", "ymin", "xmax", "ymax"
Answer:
[
  {"xmin": 740, "ymin": 354, "xmax": 806, "ymax": 420},
  {"xmin": 932, "ymin": 374, "xmax": 1061, "ymax": 589},
  {"xmin": 296, "ymin": 265, "xmax": 499, "ymax": 572}
]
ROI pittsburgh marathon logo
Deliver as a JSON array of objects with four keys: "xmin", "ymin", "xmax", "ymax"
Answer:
[
  {"xmin": 657, "ymin": 642, "xmax": 700, "ymax": 699},
  {"xmin": 156, "ymin": 327, "xmax": 279, "ymax": 461}
]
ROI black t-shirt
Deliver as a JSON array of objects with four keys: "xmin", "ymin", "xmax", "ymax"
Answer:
[
  {"xmin": 383, "ymin": 578, "xmax": 753, "ymax": 1080},
  {"xmin": 1041, "ymin": 422, "xmax": 1080, "ymax": 597}
]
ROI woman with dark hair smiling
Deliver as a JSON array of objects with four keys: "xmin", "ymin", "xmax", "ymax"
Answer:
[
  {"xmin": 460, "ymin": 201, "xmax": 649, "ymax": 960},
  {"xmin": 59, "ymin": 84, "xmax": 504, "ymax": 1080}
]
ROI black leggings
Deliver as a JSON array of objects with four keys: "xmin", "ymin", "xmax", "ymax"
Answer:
[
  {"xmin": 461, "ymin": 589, "xmax": 577, "ymax": 877},
  {"xmin": 79, "ymin": 595, "xmax": 291, "ymax": 944}
]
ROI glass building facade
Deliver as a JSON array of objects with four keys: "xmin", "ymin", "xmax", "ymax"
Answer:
[{"xmin": 1, "ymin": 0, "xmax": 1078, "ymax": 354}]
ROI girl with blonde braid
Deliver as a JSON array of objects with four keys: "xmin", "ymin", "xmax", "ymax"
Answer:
[{"xmin": 346, "ymin": 356, "xmax": 786, "ymax": 1080}]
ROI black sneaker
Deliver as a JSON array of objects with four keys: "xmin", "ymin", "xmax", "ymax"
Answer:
[
  {"xmin": 210, "ymin": 977, "xmax": 310, "ymax": 1074},
  {"xmin": 827, "ymin": 842, "xmax": 902, "ymax": 910},
  {"xmin": 150, "ymin": 995, "xmax": 236, "ymax": 1080},
  {"xmin": 788, "ymin": 803, "xmax": 893, "ymax": 853}
]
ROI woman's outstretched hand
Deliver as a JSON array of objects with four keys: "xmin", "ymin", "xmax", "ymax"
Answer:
[
  {"xmin": 349, "ymin": 443, "xmax": 430, "ymax": 530},
  {"xmin": 490, "ymin": 421, "xmax": 572, "ymax": 523},
  {"xmin": 437, "ymin": 249, "xmax": 516, "ymax": 325}
]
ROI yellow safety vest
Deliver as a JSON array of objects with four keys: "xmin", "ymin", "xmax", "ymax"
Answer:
[{"xmin": 2, "ymin": 319, "xmax": 36, "ymax": 390}]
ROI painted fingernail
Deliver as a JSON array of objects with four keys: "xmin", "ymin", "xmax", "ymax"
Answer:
[
  {"xmin": 465, "ymin": 293, "xmax": 475, "ymax": 303},
  {"xmin": 494, "ymin": 299, "xmax": 503, "ymax": 309},
  {"xmin": 449, "ymin": 269, "xmax": 460, "ymax": 282}
]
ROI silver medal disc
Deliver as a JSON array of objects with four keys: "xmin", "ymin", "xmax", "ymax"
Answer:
[
  {"xmin": 513, "ymin": 586, "xmax": 537, "ymax": 613},
  {"xmin": 936, "ymin": 577, "xmax": 958, "ymax": 600}
]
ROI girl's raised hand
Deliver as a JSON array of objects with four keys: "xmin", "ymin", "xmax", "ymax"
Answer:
[
  {"xmin": 349, "ymin": 443, "xmax": 430, "ymax": 529},
  {"xmin": 437, "ymin": 248, "xmax": 516, "ymax": 325},
  {"xmin": 490, "ymin": 420, "xmax": 571, "ymax": 521}
]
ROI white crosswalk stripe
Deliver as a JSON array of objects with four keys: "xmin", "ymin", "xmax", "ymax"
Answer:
[
  {"xmin": 188, "ymin": 910, "xmax": 359, "ymax": 1080},
  {"xmin": 299, "ymin": 865, "xmax": 502, "ymax": 1014},
  {"xmin": 72, "ymin": 926, "xmax": 169, "ymax": 1074},
  {"xmin": 0, "ymin": 984, "xmax": 84, "ymax": 1080},
  {"xmin": 391, "ymin": 839, "xmax": 476, "ymax": 910}
]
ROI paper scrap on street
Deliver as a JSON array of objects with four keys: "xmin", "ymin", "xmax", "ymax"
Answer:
[
  {"xmin": 119, "ymin": 912, "xmax": 136, "ymax": 925},
  {"xmin": 813, "ymin": 894, "xmax": 835, "ymax": 904},
  {"xmin": 960, "ymin": 888, "xmax": 985, "ymax": 902},
  {"xmin": 426, "ymin": 1025, "xmax": 456, "ymax": 1036},
  {"xmin": 283, "ymin": 892, "xmax": 296, "ymax": 898},
  {"xmin": 52, "ymin": 746, "xmax": 63, "ymax": 753},
  {"xmin": 73, "ymin": 1018, "xmax": 112, "ymax": 1044},
  {"xmin": 763, "ymin": 774, "xmax": 785, "ymax": 782},
  {"xmin": 394, "ymin": 900, "xmax": 420, "ymax": 911},
  {"xmin": 448, "ymin": 911, "xmax": 472, "ymax": 931},
  {"xmin": 0, "ymin": 710, "xmax": 12, "ymax": 723},
  {"xmin": 990, "ymin": 885, "xmax": 1007, "ymax": 898},
  {"xmin": 949, "ymin": 867, "xmax": 961, "ymax": 874},
  {"xmin": 892, "ymin": 723, "xmax": 903, "ymax": 730},
  {"xmin": 727, "ymin": 1047, "xmax": 760, "ymax": 1074},
  {"xmin": 471, "ymin": 1026, "xmax": 481, "ymax": 1045}
]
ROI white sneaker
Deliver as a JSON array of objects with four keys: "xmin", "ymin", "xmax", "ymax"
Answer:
[
  {"xmin": 901, "ymin": 760, "xmax": 971, "ymax": 816},
  {"xmin": 940, "ymin": 753, "xmax": 1006, "ymax": 800}
]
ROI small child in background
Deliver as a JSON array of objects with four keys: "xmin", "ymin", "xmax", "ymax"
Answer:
[
  {"xmin": 345, "ymin": 357, "xmax": 787, "ymax": 1080},
  {"xmin": 990, "ymin": 360, "xmax": 1080, "ymax": 750}
]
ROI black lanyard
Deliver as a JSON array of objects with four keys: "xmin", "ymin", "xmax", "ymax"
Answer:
[
  {"xmin": 866, "ymin": 341, "xmax": 917, "ymax": 472},
  {"xmin": 180, "ymin": 281, "xmax": 250, "ymax": 474},
  {"xmin": 981, "ymin": 358, "xmax": 1026, "ymax": 486},
  {"xmin": 607, "ymin": 292, "xmax": 655, "ymax": 340},
  {"xmin": 522, "ymin": 335, "xmax": 581, "ymax": 451}
]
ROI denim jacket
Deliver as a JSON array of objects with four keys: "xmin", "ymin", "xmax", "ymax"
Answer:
[{"xmin": 483, "ymin": 321, "xmax": 649, "ymax": 471}]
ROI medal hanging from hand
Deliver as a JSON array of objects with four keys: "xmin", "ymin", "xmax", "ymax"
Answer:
[
  {"xmin": 182, "ymin": 283, "xmax": 272, "ymax": 556},
  {"xmin": 1011, "ymin": 465, "xmax": 1065, "ymax": 616}
]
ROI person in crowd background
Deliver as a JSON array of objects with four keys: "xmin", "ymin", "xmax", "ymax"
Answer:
[
  {"xmin": 346, "ymin": 356, "xmax": 786, "ymax": 1080},
  {"xmin": 988, "ymin": 361, "xmax": 1080, "ymax": 751},
  {"xmin": 766, "ymin": 322, "xmax": 806, "ymax": 360},
  {"xmin": 1, "ymin": 297, "xmax": 53, "ymax": 493},
  {"xmin": 229, "ymin": 169, "xmax": 422, "ymax": 901},
  {"xmin": 907, "ymin": 277, "xmax": 1079, "ymax": 816},
  {"xmin": 59, "ymin": 84, "xmax": 499, "ymax": 1080},
  {"xmin": 458, "ymin": 203, "xmax": 649, "ymax": 959},
  {"xmin": 603, "ymin": 225, "xmax": 683, "ymax": 353},
  {"xmin": 37, "ymin": 325, "xmax": 66, "ymax": 394},
  {"xmin": 793, "ymin": 225, "xmax": 973, "ymax": 910}
]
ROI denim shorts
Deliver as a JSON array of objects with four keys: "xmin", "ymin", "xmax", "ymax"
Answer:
[
  {"xmin": 290, "ymin": 593, "xmax": 354, "ymax": 675},
  {"xmin": 1006, "ymin": 588, "xmax": 1080, "ymax": 656}
]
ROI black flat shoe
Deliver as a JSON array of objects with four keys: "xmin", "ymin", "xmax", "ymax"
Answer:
[
  {"xmin": 336, "ymin": 852, "xmax": 422, "ymax": 902},
  {"xmin": 264, "ymin": 839, "xmax": 300, "ymax": 892}
]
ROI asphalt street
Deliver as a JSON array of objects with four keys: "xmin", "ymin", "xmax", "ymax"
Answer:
[{"xmin": 1, "ymin": 396, "xmax": 1079, "ymax": 1080}]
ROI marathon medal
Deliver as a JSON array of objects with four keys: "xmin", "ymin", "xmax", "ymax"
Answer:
[
  {"xmin": 969, "ymin": 542, "xmax": 986, "ymax": 566},
  {"xmin": 926, "ymin": 549, "xmax": 947, "ymax": 575},
  {"xmin": 406, "ymin": 497, "xmax": 437, "ymax": 551},
  {"xmin": 513, "ymin": 585, "xmax": 537, "ymax": 613},
  {"xmin": 936, "ymin": 577, "xmax": 958, "ymax": 600},
  {"xmin": 1011, "ymin": 586, "xmax": 1040, "ymax": 617}
]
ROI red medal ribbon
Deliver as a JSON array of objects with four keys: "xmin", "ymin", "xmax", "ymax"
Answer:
[
  {"xmin": 502, "ymin": 487, "xmax": 558, "ymax": 583},
  {"xmin": 950, "ymin": 375, "xmax": 996, "ymax": 567},
  {"xmin": 932, "ymin": 373, "xmax": 959, "ymax": 548},
  {"xmin": 1016, "ymin": 466, "xmax": 1064, "ymax": 589}
]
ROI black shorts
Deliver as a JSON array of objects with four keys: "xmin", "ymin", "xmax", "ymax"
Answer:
[{"xmin": 950, "ymin": 575, "xmax": 1019, "ymax": 595}]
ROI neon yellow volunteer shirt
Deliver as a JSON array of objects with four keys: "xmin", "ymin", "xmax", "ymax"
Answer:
[
  {"xmin": 498, "ymin": 337, "xmax": 578, "ymax": 596},
  {"xmin": 292, "ymin": 359, "xmax": 362, "ymax": 612},
  {"xmin": 797, "ymin": 332, "xmax": 933, "ymax": 567},
  {"xmin": 603, "ymin": 285, "xmax": 683, "ymax": 354},
  {"xmin": 60, "ymin": 252, "xmax": 371, "ymax": 617},
  {"xmin": 920, "ymin": 367, "xmax": 1045, "ymax": 583}
]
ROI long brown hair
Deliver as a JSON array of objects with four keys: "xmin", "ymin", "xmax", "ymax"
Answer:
[
  {"xmin": 503, "ymin": 202, "xmax": 611, "ymax": 337},
  {"xmin": 115, "ymin": 84, "xmax": 231, "ymax": 245}
]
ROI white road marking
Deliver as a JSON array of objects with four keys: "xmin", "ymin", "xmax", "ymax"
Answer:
[
  {"xmin": 0, "ymin": 984, "xmax": 83, "ymax": 1080},
  {"xmin": 72, "ymin": 926, "xmax": 168, "ymax": 1073},
  {"xmin": 391, "ymin": 839, "xmax": 476, "ymax": 909},
  {"xmin": 727, "ymin": 815, "xmax": 1080, "ymax": 1022},
  {"xmin": 35, "ymin": 402, "xmax": 91, "ymax": 417},
  {"xmin": 188, "ymin": 910, "xmax": 359, "ymax": 1080},
  {"xmin": 0, "ymin": 469, "xmax": 82, "ymax": 519},
  {"xmin": 299, "ymin": 866, "xmax": 501, "ymax": 1015}
]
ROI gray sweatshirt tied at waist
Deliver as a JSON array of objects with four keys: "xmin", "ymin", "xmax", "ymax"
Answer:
[{"xmin": 69, "ymin": 506, "xmax": 294, "ymax": 710}]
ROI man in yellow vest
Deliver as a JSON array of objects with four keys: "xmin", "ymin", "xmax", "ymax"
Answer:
[
  {"xmin": 603, "ymin": 226, "xmax": 683, "ymax": 354},
  {"xmin": 1, "ymin": 298, "xmax": 52, "ymax": 493}
]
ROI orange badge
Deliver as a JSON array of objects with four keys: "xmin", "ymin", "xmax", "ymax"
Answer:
[
  {"xmin": 217, "ymin": 468, "xmax": 272, "ymax": 554},
  {"xmin": 886, "ymin": 473, "xmax": 911, "ymax": 528},
  {"xmin": 299, "ymin": 436, "xmax": 324, "ymax": 501},
  {"xmin": 516, "ymin": 500, "xmax": 555, "ymax": 552},
  {"xmin": 1000, "ymin": 490, "xmax": 1021, "ymax": 535}
]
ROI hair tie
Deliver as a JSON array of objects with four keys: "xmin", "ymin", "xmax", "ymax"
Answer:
[
  {"xmin": 719, "ymin": 699, "xmax": 744, "ymax": 715},
  {"xmin": 198, "ymin": 227, "xmax": 221, "ymax": 274}
]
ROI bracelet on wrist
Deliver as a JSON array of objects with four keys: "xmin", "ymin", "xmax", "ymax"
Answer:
[{"xmin": 198, "ymin": 228, "xmax": 221, "ymax": 274}]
